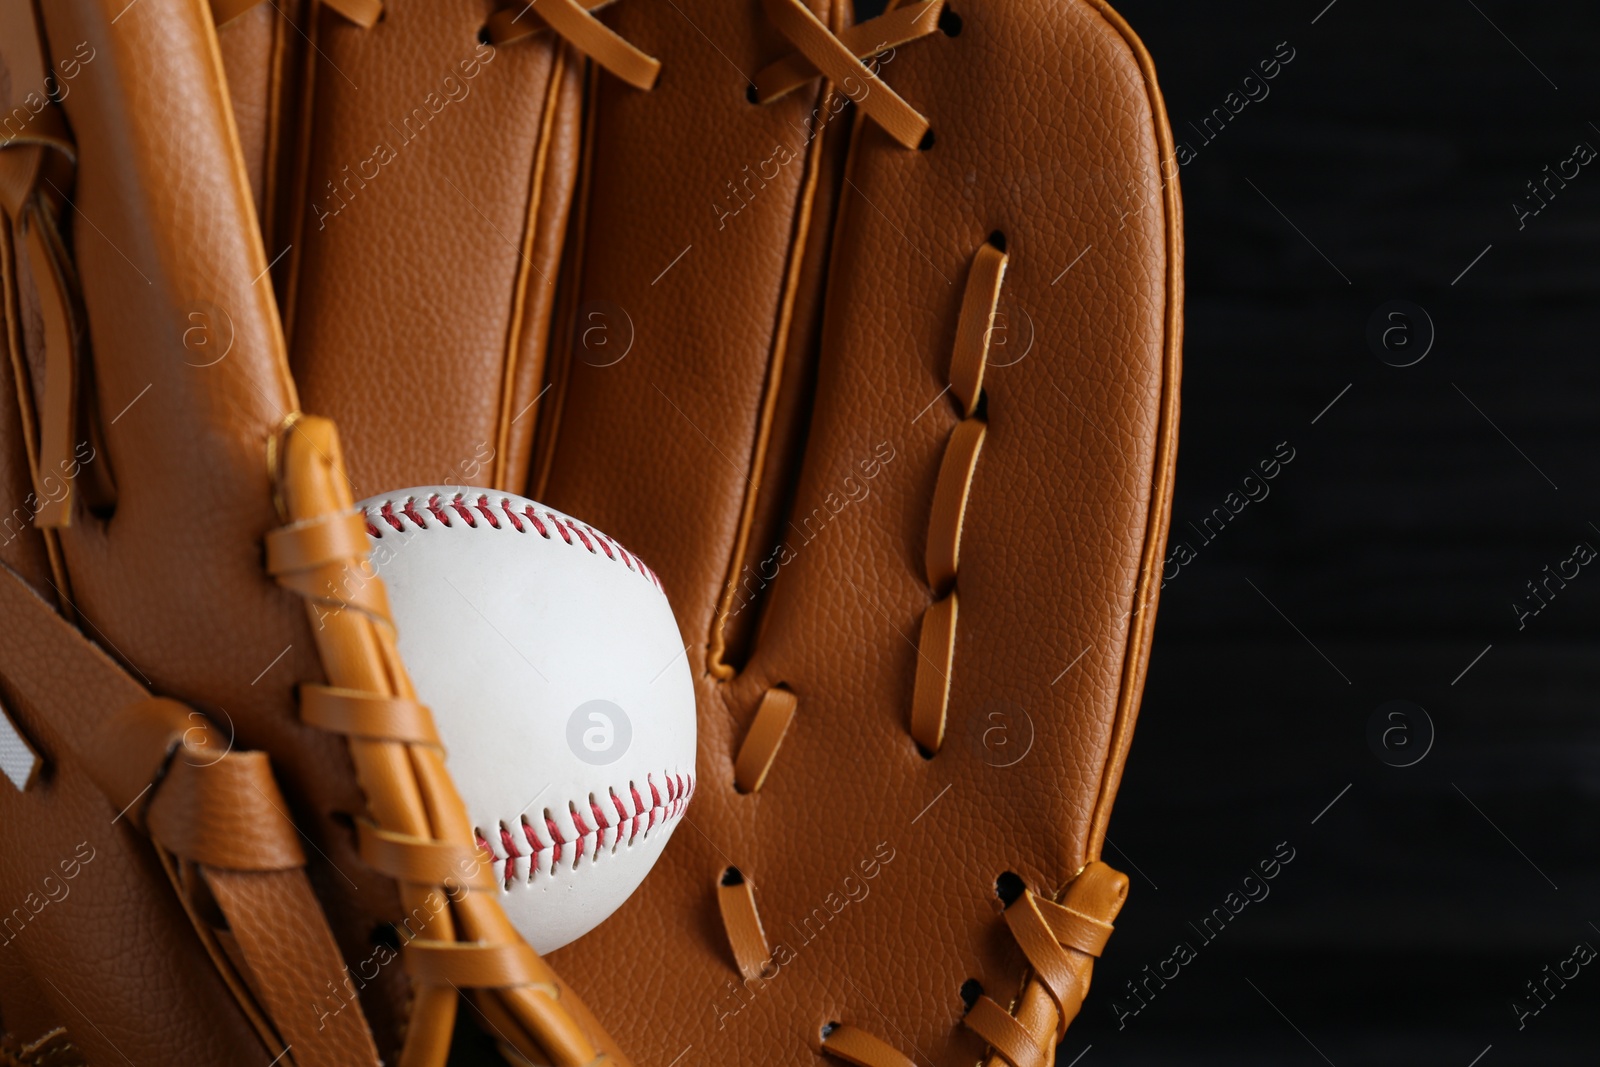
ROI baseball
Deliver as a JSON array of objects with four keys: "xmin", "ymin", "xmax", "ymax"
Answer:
[{"xmin": 356, "ymin": 487, "xmax": 697, "ymax": 953}]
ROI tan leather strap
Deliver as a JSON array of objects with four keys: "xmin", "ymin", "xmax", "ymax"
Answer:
[
  {"xmin": 301, "ymin": 684, "xmax": 443, "ymax": 746},
  {"xmin": 147, "ymin": 747, "xmax": 307, "ymax": 871},
  {"xmin": 909, "ymin": 592, "xmax": 956, "ymax": 753},
  {"xmin": 971, "ymin": 864, "xmax": 1128, "ymax": 1067},
  {"xmin": 760, "ymin": 0, "xmax": 930, "ymax": 149},
  {"xmin": 906, "ymin": 239, "xmax": 1007, "ymax": 753},
  {"xmin": 404, "ymin": 940, "xmax": 551, "ymax": 989},
  {"xmin": 1002, "ymin": 895, "xmax": 1082, "ymax": 1036},
  {"xmin": 951, "ymin": 242, "xmax": 1008, "ymax": 415},
  {"xmin": 820, "ymin": 1023, "xmax": 918, "ymax": 1067},
  {"xmin": 270, "ymin": 556, "xmax": 393, "ymax": 622},
  {"xmin": 0, "ymin": 564, "xmax": 381, "ymax": 1067},
  {"xmin": 357, "ymin": 820, "xmax": 497, "ymax": 892},
  {"xmin": 925, "ymin": 418, "xmax": 985, "ymax": 594},
  {"xmin": 753, "ymin": 0, "xmax": 942, "ymax": 104},
  {"xmin": 265, "ymin": 510, "xmax": 371, "ymax": 573},
  {"xmin": 964, "ymin": 997, "xmax": 1046, "ymax": 1067},
  {"xmin": 264, "ymin": 512, "xmax": 393, "ymax": 620},
  {"xmin": 204, "ymin": 866, "xmax": 384, "ymax": 1066},
  {"xmin": 82, "ymin": 695, "xmax": 195, "ymax": 828},
  {"xmin": 487, "ymin": 0, "xmax": 660, "ymax": 91},
  {"xmin": 1034, "ymin": 895, "xmax": 1114, "ymax": 957},
  {"xmin": 732, "ymin": 687, "xmax": 797, "ymax": 793},
  {"xmin": 715, "ymin": 868, "xmax": 770, "ymax": 981}
]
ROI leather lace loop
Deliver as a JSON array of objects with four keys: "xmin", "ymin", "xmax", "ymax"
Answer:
[
  {"xmin": 487, "ymin": 0, "xmax": 661, "ymax": 91},
  {"xmin": 925, "ymin": 417, "xmax": 985, "ymax": 594},
  {"xmin": 819, "ymin": 1024, "xmax": 918, "ymax": 1067},
  {"xmin": 909, "ymin": 592, "xmax": 956, "ymax": 753},
  {"xmin": 265, "ymin": 510, "xmax": 371, "ymax": 573},
  {"xmin": 733, "ymin": 688, "xmax": 797, "ymax": 793},
  {"xmin": 1002, "ymin": 894, "xmax": 1083, "ymax": 1037},
  {"xmin": 758, "ymin": 0, "xmax": 935, "ymax": 149},
  {"xmin": 906, "ymin": 239, "xmax": 1005, "ymax": 752},
  {"xmin": 715, "ymin": 869, "xmax": 771, "ymax": 980},
  {"xmin": 1033, "ymin": 895, "xmax": 1114, "ymax": 957},
  {"xmin": 753, "ymin": 0, "xmax": 942, "ymax": 104},
  {"xmin": 964, "ymin": 997, "xmax": 1046, "ymax": 1067},
  {"xmin": 404, "ymin": 940, "xmax": 551, "ymax": 989},
  {"xmin": 951, "ymin": 242, "xmax": 1008, "ymax": 416},
  {"xmin": 357, "ymin": 821, "xmax": 498, "ymax": 892},
  {"xmin": 301, "ymin": 684, "xmax": 443, "ymax": 746}
]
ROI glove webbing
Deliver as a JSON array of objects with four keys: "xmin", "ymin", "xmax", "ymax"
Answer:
[{"xmin": 268, "ymin": 414, "xmax": 624, "ymax": 1067}]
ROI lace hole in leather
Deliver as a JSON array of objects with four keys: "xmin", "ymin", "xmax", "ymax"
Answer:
[
  {"xmin": 958, "ymin": 978, "xmax": 984, "ymax": 1010},
  {"xmin": 915, "ymin": 741, "xmax": 936, "ymax": 760},
  {"xmin": 821, "ymin": 1021, "xmax": 840, "ymax": 1039},
  {"xmin": 938, "ymin": 8, "xmax": 963, "ymax": 36},
  {"xmin": 988, "ymin": 229, "xmax": 1007, "ymax": 253},
  {"xmin": 918, "ymin": 129, "xmax": 936, "ymax": 152},
  {"xmin": 476, "ymin": 25, "xmax": 492, "ymax": 45},
  {"xmin": 370, "ymin": 923, "xmax": 401, "ymax": 950},
  {"xmin": 720, "ymin": 866, "xmax": 745, "ymax": 887},
  {"xmin": 995, "ymin": 870, "xmax": 1025, "ymax": 906},
  {"xmin": 745, "ymin": 83, "xmax": 760, "ymax": 104}
]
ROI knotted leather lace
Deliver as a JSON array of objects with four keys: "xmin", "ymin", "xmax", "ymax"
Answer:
[
  {"xmin": 210, "ymin": 0, "xmax": 661, "ymax": 91},
  {"xmin": 752, "ymin": 0, "xmax": 945, "ymax": 149}
]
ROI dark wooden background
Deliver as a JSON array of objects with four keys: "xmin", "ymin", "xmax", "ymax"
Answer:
[{"xmin": 1061, "ymin": 1, "xmax": 1600, "ymax": 1063}]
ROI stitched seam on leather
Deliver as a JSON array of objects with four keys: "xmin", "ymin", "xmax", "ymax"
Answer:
[
  {"xmin": 472, "ymin": 771, "xmax": 695, "ymax": 885},
  {"xmin": 361, "ymin": 492, "xmax": 664, "ymax": 592}
]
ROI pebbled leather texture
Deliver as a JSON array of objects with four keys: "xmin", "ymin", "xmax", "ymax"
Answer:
[
  {"xmin": 535, "ymin": 1, "xmax": 1180, "ymax": 1063},
  {"xmin": 285, "ymin": 3, "xmax": 582, "ymax": 495},
  {"xmin": 0, "ymin": 0, "xmax": 1178, "ymax": 1060}
]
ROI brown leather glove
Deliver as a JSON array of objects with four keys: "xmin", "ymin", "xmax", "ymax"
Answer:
[{"xmin": 0, "ymin": 0, "xmax": 1178, "ymax": 1063}]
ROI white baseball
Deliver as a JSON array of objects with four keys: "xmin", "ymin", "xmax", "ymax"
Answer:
[{"xmin": 356, "ymin": 487, "xmax": 696, "ymax": 953}]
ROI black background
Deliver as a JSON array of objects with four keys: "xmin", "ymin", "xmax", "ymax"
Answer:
[{"xmin": 1062, "ymin": 1, "xmax": 1600, "ymax": 1064}]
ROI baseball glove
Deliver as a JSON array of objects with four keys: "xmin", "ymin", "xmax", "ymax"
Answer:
[{"xmin": 0, "ymin": 0, "xmax": 1180, "ymax": 1063}]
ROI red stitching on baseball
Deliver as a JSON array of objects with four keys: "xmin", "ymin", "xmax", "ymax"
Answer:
[
  {"xmin": 474, "ymin": 495, "xmax": 502, "ymax": 529},
  {"xmin": 358, "ymin": 495, "xmax": 663, "ymax": 593},
  {"xmin": 478, "ymin": 774, "xmax": 694, "ymax": 882},
  {"xmin": 548, "ymin": 512, "xmax": 574, "ymax": 545},
  {"xmin": 587, "ymin": 526, "xmax": 617, "ymax": 561},
  {"xmin": 448, "ymin": 495, "xmax": 478, "ymax": 528}
]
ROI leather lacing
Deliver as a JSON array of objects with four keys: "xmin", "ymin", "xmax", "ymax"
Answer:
[
  {"xmin": 752, "ymin": 0, "xmax": 946, "ymax": 149},
  {"xmin": 268, "ymin": 417, "xmax": 610, "ymax": 1067},
  {"xmin": 719, "ymin": 237, "xmax": 1129, "ymax": 1067},
  {"xmin": 210, "ymin": 0, "xmax": 661, "ymax": 91}
]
